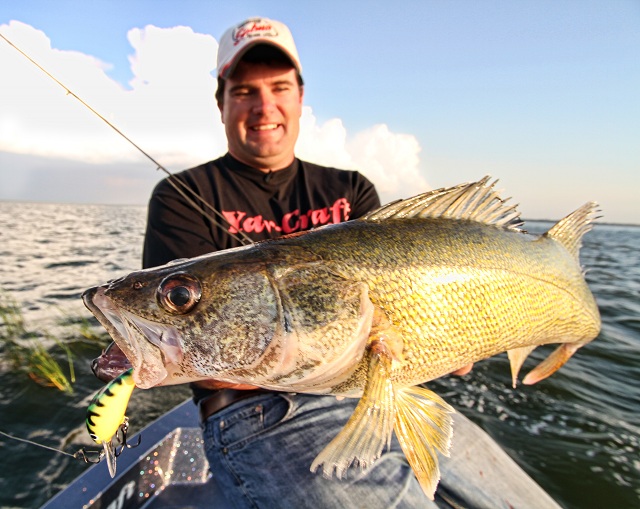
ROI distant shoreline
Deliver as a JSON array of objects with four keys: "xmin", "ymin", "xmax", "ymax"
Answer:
[{"xmin": 0, "ymin": 200, "xmax": 638, "ymax": 228}]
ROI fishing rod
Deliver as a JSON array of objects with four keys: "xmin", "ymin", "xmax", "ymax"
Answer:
[
  {"xmin": 0, "ymin": 30, "xmax": 253, "ymax": 465},
  {"xmin": 0, "ymin": 31, "xmax": 253, "ymax": 246}
]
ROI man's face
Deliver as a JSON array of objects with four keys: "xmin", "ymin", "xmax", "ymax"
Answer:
[{"xmin": 219, "ymin": 60, "xmax": 303, "ymax": 171}]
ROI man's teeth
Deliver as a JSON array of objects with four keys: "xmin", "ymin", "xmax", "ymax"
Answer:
[{"xmin": 252, "ymin": 124, "xmax": 278, "ymax": 131}]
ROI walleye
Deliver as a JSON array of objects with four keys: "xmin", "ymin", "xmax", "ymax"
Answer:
[{"xmin": 83, "ymin": 176, "xmax": 601, "ymax": 497}]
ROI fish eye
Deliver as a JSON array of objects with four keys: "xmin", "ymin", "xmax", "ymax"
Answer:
[{"xmin": 157, "ymin": 273, "xmax": 201, "ymax": 314}]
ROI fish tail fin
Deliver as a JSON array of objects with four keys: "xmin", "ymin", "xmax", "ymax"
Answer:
[
  {"xmin": 394, "ymin": 386, "xmax": 455, "ymax": 500},
  {"xmin": 544, "ymin": 202, "xmax": 600, "ymax": 261},
  {"xmin": 310, "ymin": 345, "xmax": 395, "ymax": 478},
  {"xmin": 522, "ymin": 343, "xmax": 579, "ymax": 385},
  {"xmin": 102, "ymin": 440, "xmax": 118, "ymax": 478},
  {"xmin": 507, "ymin": 345, "xmax": 537, "ymax": 388}
]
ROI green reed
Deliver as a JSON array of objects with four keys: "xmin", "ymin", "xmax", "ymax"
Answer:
[
  {"xmin": 0, "ymin": 292, "xmax": 105, "ymax": 393},
  {"xmin": 26, "ymin": 340, "xmax": 75, "ymax": 392}
]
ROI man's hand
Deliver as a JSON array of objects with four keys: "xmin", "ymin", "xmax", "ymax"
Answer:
[
  {"xmin": 195, "ymin": 363, "xmax": 475, "ymax": 390},
  {"xmin": 451, "ymin": 363, "xmax": 474, "ymax": 376},
  {"xmin": 94, "ymin": 341, "xmax": 472, "ymax": 388},
  {"xmin": 192, "ymin": 379, "xmax": 260, "ymax": 390}
]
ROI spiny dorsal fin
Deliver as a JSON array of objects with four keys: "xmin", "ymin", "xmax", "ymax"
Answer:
[
  {"xmin": 544, "ymin": 202, "xmax": 600, "ymax": 261},
  {"xmin": 364, "ymin": 176, "xmax": 523, "ymax": 230}
]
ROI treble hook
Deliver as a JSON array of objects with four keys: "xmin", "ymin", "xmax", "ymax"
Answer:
[
  {"xmin": 73, "ymin": 447, "xmax": 104, "ymax": 465},
  {"xmin": 113, "ymin": 418, "xmax": 142, "ymax": 458},
  {"xmin": 72, "ymin": 419, "xmax": 141, "ymax": 467}
]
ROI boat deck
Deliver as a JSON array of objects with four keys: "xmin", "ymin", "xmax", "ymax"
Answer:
[{"xmin": 41, "ymin": 399, "xmax": 561, "ymax": 509}]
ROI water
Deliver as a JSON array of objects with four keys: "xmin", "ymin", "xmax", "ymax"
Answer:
[{"xmin": 0, "ymin": 202, "xmax": 638, "ymax": 508}]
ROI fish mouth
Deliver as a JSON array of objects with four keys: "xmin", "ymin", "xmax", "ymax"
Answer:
[
  {"xmin": 83, "ymin": 285, "xmax": 184, "ymax": 389},
  {"xmin": 91, "ymin": 341, "xmax": 132, "ymax": 383}
]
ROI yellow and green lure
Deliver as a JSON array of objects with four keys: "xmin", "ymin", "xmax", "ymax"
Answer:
[{"xmin": 85, "ymin": 368, "xmax": 136, "ymax": 478}]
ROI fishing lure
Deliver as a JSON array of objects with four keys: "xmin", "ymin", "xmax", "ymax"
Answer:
[{"xmin": 86, "ymin": 367, "xmax": 138, "ymax": 477}]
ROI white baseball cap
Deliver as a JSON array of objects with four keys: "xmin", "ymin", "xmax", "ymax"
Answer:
[{"xmin": 217, "ymin": 17, "xmax": 302, "ymax": 79}]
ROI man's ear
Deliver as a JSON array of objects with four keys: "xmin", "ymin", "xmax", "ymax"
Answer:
[
  {"xmin": 217, "ymin": 100, "xmax": 224, "ymax": 123},
  {"xmin": 298, "ymin": 85, "xmax": 304, "ymax": 116}
]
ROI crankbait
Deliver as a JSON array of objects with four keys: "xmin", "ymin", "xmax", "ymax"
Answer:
[{"xmin": 85, "ymin": 367, "xmax": 138, "ymax": 477}]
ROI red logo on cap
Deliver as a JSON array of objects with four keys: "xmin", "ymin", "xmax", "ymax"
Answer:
[{"xmin": 233, "ymin": 19, "xmax": 278, "ymax": 46}]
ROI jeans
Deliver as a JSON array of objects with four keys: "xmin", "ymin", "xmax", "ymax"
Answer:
[{"xmin": 202, "ymin": 392, "xmax": 436, "ymax": 509}]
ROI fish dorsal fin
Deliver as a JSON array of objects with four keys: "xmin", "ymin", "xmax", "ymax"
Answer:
[
  {"xmin": 543, "ymin": 202, "xmax": 600, "ymax": 261},
  {"xmin": 363, "ymin": 176, "xmax": 523, "ymax": 230}
]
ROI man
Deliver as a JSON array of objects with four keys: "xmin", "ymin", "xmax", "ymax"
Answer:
[
  {"xmin": 110, "ymin": 17, "xmax": 559, "ymax": 509},
  {"xmin": 141, "ymin": 17, "xmax": 436, "ymax": 508}
]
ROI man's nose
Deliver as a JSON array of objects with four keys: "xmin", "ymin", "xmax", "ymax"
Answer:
[{"xmin": 251, "ymin": 89, "xmax": 276, "ymax": 114}]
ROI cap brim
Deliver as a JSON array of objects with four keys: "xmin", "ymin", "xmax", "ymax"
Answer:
[{"xmin": 218, "ymin": 40, "xmax": 301, "ymax": 79}]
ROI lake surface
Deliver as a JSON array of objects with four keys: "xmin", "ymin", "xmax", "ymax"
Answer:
[{"xmin": 0, "ymin": 201, "xmax": 638, "ymax": 508}]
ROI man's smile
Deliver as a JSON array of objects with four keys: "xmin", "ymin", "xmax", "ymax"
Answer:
[{"xmin": 250, "ymin": 123, "xmax": 280, "ymax": 131}]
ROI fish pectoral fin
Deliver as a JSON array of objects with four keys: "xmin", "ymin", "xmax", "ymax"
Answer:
[
  {"xmin": 507, "ymin": 345, "xmax": 537, "ymax": 388},
  {"xmin": 522, "ymin": 343, "xmax": 579, "ymax": 385},
  {"xmin": 394, "ymin": 386, "xmax": 455, "ymax": 500},
  {"xmin": 310, "ymin": 341, "xmax": 395, "ymax": 478}
]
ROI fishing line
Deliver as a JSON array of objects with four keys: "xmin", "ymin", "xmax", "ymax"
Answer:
[
  {"xmin": 0, "ymin": 31, "xmax": 253, "ymax": 246},
  {"xmin": 0, "ymin": 429, "xmax": 102, "ymax": 463},
  {"xmin": 1, "ymin": 32, "xmax": 235, "ymax": 468}
]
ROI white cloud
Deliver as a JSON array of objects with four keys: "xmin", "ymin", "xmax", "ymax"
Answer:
[
  {"xmin": 0, "ymin": 21, "xmax": 428, "ymax": 202},
  {"xmin": 296, "ymin": 109, "xmax": 429, "ymax": 202},
  {"xmin": 0, "ymin": 21, "xmax": 125, "ymax": 161},
  {"xmin": 296, "ymin": 107, "xmax": 353, "ymax": 168},
  {"xmin": 0, "ymin": 21, "xmax": 224, "ymax": 168},
  {"xmin": 347, "ymin": 124, "xmax": 429, "ymax": 202}
]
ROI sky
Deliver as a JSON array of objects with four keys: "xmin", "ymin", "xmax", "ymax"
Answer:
[{"xmin": 0, "ymin": 1, "xmax": 638, "ymax": 224}]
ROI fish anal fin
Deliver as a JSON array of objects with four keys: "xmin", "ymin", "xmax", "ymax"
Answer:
[
  {"xmin": 507, "ymin": 345, "xmax": 537, "ymax": 388},
  {"xmin": 310, "ymin": 340, "xmax": 395, "ymax": 478},
  {"xmin": 394, "ymin": 386, "xmax": 455, "ymax": 500},
  {"xmin": 522, "ymin": 343, "xmax": 579, "ymax": 385}
]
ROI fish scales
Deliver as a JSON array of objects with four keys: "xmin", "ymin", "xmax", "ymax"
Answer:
[
  {"xmin": 279, "ymin": 216, "xmax": 599, "ymax": 389},
  {"xmin": 83, "ymin": 176, "xmax": 601, "ymax": 498}
]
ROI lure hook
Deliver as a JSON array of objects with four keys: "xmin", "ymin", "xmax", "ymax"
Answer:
[
  {"xmin": 113, "ymin": 417, "xmax": 142, "ymax": 458},
  {"xmin": 73, "ymin": 447, "xmax": 104, "ymax": 465}
]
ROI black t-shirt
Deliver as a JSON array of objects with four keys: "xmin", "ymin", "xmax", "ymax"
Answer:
[
  {"xmin": 142, "ymin": 153, "xmax": 380, "ymax": 268},
  {"xmin": 142, "ymin": 153, "xmax": 380, "ymax": 404}
]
